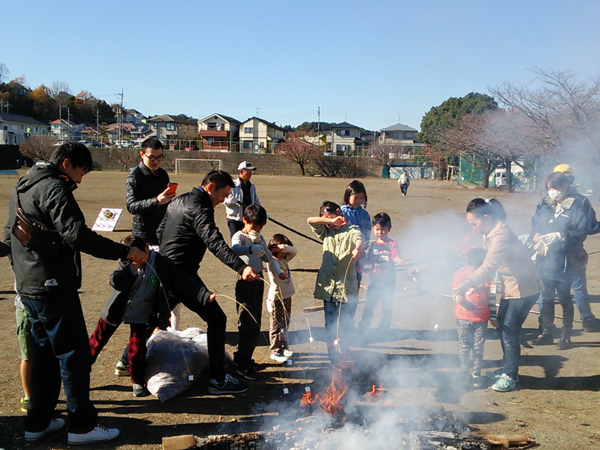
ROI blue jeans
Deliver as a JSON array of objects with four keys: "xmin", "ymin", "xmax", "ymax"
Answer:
[
  {"xmin": 21, "ymin": 293, "xmax": 97, "ymax": 434},
  {"xmin": 323, "ymin": 301, "xmax": 353, "ymax": 364},
  {"xmin": 571, "ymin": 265, "xmax": 596, "ymax": 322},
  {"xmin": 496, "ymin": 294, "xmax": 538, "ymax": 380}
]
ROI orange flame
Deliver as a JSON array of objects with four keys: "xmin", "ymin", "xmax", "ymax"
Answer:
[
  {"xmin": 364, "ymin": 383, "xmax": 384, "ymax": 401},
  {"xmin": 300, "ymin": 391, "xmax": 315, "ymax": 406},
  {"xmin": 318, "ymin": 367, "xmax": 348, "ymax": 418}
]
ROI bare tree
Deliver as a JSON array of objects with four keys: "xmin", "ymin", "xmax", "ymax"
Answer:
[
  {"xmin": 49, "ymin": 80, "xmax": 71, "ymax": 98},
  {"xmin": 0, "ymin": 63, "xmax": 9, "ymax": 83},
  {"xmin": 19, "ymin": 136, "xmax": 57, "ymax": 162},
  {"xmin": 490, "ymin": 69, "xmax": 600, "ymax": 194},
  {"xmin": 276, "ymin": 131, "xmax": 320, "ymax": 175},
  {"xmin": 367, "ymin": 144, "xmax": 402, "ymax": 176}
]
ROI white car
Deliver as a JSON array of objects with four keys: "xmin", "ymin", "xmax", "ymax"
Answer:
[{"xmin": 114, "ymin": 140, "xmax": 132, "ymax": 148}]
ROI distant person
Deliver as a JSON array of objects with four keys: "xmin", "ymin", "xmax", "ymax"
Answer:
[
  {"xmin": 359, "ymin": 212, "xmax": 403, "ymax": 331},
  {"xmin": 224, "ymin": 161, "xmax": 261, "ymax": 238},
  {"xmin": 451, "ymin": 248, "xmax": 496, "ymax": 389},
  {"xmin": 266, "ymin": 233, "xmax": 298, "ymax": 363},
  {"xmin": 89, "ymin": 235, "xmax": 215, "ymax": 397},
  {"xmin": 552, "ymin": 164, "xmax": 600, "ymax": 332},
  {"xmin": 158, "ymin": 170, "xmax": 259, "ymax": 394},
  {"xmin": 4, "ymin": 142, "xmax": 144, "ymax": 445},
  {"xmin": 308, "ymin": 201, "xmax": 362, "ymax": 365},
  {"xmin": 530, "ymin": 172, "xmax": 587, "ymax": 349},
  {"xmin": 231, "ymin": 205, "xmax": 286, "ymax": 379},
  {"xmin": 398, "ymin": 170, "xmax": 410, "ymax": 196},
  {"xmin": 454, "ymin": 198, "xmax": 540, "ymax": 392}
]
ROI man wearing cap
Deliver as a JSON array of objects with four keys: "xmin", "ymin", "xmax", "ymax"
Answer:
[
  {"xmin": 224, "ymin": 161, "xmax": 261, "ymax": 238},
  {"xmin": 550, "ymin": 164, "xmax": 600, "ymax": 332}
]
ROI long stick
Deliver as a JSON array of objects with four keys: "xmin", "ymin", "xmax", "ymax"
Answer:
[
  {"xmin": 528, "ymin": 309, "xmax": 583, "ymax": 324},
  {"xmin": 268, "ymin": 216, "xmax": 321, "ymax": 245}
]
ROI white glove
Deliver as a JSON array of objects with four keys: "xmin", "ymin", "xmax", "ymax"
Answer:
[
  {"xmin": 539, "ymin": 232, "xmax": 562, "ymax": 246},
  {"xmin": 250, "ymin": 244, "xmax": 265, "ymax": 257},
  {"xmin": 266, "ymin": 299, "xmax": 274, "ymax": 313},
  {"xmin": 534, "ymin": 239, "xmax": 549, "ymax": 256},
  {"xmin": 452, "ymin": 293, "xmax": 464, "ymax": 304}
]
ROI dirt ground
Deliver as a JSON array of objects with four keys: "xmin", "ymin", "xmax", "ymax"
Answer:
[{"xmin": 0, "ymin": 170, "xmax": 599, "ymax": 449}]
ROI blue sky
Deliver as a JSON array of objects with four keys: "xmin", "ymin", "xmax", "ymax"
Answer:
[{"xmin": 4, "ymin": 0, "xmax": 600, "ymax": 131}]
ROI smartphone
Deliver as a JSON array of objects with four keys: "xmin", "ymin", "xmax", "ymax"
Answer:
[{"xmin": 165, "ymin": 183, "xmax": 178, "ymax": 195}]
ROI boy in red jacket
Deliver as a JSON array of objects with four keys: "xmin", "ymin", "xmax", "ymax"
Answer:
[{"xmin": 451, "ymin": 248, "xmax": 497, "ymax": 388}]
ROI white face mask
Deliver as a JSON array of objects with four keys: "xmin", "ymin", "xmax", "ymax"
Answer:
[{"xmin": 548, "ymin": 189, "xmax": 562, "ymax": 201}]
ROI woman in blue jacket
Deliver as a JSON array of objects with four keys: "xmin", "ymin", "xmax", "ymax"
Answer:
[{"xmin": 530, "ymin": 172, "xmax": 588, "ymax": 349}]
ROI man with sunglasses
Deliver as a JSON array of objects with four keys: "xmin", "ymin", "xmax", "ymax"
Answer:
[{"xmin": 126, "ymin": 138, "xmax": 175, "ymax": 247}]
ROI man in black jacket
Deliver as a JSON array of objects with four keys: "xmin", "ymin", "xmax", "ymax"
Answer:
[
  {"xmin": 159, "ymin": 170, "xmax": 258, "ymax": 394},
  {"xmin": 126, "ymin": 137, "xmax": 175, "ymax": 246},
  {"xmin": 4, "ymin": 143, "xmax": 144, "ymax": 445}
]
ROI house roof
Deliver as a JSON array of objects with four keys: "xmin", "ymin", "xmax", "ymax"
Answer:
[
  {"xmin": 147, "ymin": 115, "xmax": 197, "ymax": 125},
  {"xmin": 242, "ymin": 117, "xmax": 284, "ymax": 131},
  {"xmin": 0, "ymin": 113, "xmax": 47, "ymax": 126},
  {"xmin": 330, "ymin": 121, "xmax": 361, "ymax": 129},
  {"xmin": 199, "ymin": 113, "xmax": 241, "ymax": 125},
  {"xmin": 124, "ymin": 109, "xmax": 143, "ymax": 115},
  {"xmin": 50, "ymin": 118, "xmax": 78, "ymax": 126},
  {"xmin": 380, "ymin": 122, "xmax": 418, "ymax": 132}
]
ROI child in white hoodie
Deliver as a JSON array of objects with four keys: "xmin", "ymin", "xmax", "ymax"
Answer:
[
  {"xmin": 231, "ymin": 205, "xmax": 285, "ymax": 380},
  {"xmin": 266, "ymin": 234, "xmax": 298, "ymax": 363}
]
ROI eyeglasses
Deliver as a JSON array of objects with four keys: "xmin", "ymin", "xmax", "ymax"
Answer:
[{"xmin": 143, "ymin": 154, "xmax": 164, "ymax": 162}]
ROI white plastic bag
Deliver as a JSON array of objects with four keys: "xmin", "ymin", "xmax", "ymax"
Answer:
[{"xmin": 144, "ymin": 327, "xmax": 225, "ymax": 402}]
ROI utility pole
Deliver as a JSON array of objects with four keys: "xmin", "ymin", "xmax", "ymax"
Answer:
[
  {"xmin": 67, "ymin": 107, "xmax": 71, "ymax": 141},
  {"xmin": 96, "ymin": 106, "xmax": 100, "ymax": 144},
  {"xmin": 116, "ymin": 89, "xmax": 124, "ymax": 143}
]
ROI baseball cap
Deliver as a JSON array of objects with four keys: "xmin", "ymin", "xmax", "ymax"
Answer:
[
  {"xmin": 553, "ymin": 164, "xmax": 573, "ymax": 176},
  {"xmin": 238, "ymin": 161, "xmax": 257, "ymax": 171}
]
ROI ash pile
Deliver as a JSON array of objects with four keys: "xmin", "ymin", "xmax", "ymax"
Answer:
[{"xmin": 191, "ymin": 407, "xmax": 532, "ymax": 450}]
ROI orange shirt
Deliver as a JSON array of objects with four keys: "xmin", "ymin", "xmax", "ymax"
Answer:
[{"xmin": 452, "ymin": 267, "xmax": 491, "ymax": 322}]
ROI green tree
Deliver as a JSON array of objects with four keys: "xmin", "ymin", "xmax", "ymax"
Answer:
[{"xmin": 418, "ymin": 93, "xmax": 498, "ymax": 145}]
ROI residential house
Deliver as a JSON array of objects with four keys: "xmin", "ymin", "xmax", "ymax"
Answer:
[
  {"xmin": 238, "ymin": 117, "xmax": 286, "ymax": 153},
  {"xmin": 0, "ymin": 113, "xmax": 50, "ymax": 145},
  {"xmin": 198, "ymin": 113, "xmax": 241, "ymax": 152},
  {"xmin": 105, "ymin": 122, "xmax": 151, "ymax": 144},
  {"xmin": 124, "ymin": 109, "xmax": 145, "ymax": 124},
  {"xmin": 326, "ymin": 122, "xmax": 368, "ymax": 156},
  {"xmin": 146, "ymin": 115, "xmax": 198, "ymax": 149},
  {"xmin": 50, "ymin": 119, "xmax": 85, "ymax": 141},
  {"xmin": 378, "ymin": 122, "xmax": 422, "ymax": 158}
]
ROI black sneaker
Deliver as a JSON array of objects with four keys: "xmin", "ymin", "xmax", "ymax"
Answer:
[
  {"xmin": 236, "ymin": 367, "xmax": 259, "ymax": 381},
  {"xmin": 207, "ymin": 374, "xmax": 248, "ymax": 394}
]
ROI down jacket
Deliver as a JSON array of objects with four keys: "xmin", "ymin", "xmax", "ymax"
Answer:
[{"xmin": 4, "ymin": 161, "xmax": 129, "ymax": 297}]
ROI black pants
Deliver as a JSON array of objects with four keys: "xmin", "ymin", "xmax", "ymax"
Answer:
[
  {"xmin": 21, "ymin": 293, "xmax": 97, "ymax": 434},
  {"xmin": 171, "ymin": 274, "xmax": 228, "ymax": 381},
  {"xmin": 233, "ymin": 276, "xmax": 264, "ymax": 368}
]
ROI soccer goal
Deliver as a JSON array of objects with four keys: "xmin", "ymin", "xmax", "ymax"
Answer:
[{"xmin": 175, "ymin": 159, "xmax": 223, "ymax": 174}]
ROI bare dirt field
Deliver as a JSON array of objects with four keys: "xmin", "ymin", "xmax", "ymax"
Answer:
[{"xmin": 0, "ymin": 170, "xmax": 599, "ymax": 449}]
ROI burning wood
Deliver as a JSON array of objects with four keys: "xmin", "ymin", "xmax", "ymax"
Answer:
[{"xmin": 318, "ymin": 367, "xmax": 348, "ymax": 418}]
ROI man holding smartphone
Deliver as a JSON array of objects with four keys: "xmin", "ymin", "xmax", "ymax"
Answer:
[{"xmin": 126, "ymin": 138, "xmax": 175, "ymax": 246}]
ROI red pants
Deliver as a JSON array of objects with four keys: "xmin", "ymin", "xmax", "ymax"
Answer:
[{"xmin": 89, "ymin": 318, "xmax": 148, "ymax": 385}]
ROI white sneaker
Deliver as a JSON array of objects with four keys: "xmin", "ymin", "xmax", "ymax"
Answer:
[
  {"xmin": 67, "ymin": 425, "xmax": 120, "ymax": 445},
  {"xmin": 25, "ymin": 418, "xmax": 65, "ymax": 441},
  {"xmin": 270, "ymin": 353, "xmax": 289, "ymax": 363},
  {"xmin": 283, "ymin": 349, "xmax": 294, "ymax": 357}
]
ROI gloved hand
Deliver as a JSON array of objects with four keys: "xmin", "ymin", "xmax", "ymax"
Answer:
[
  {"xmin": 539, "ymin": 232, "xmax": 562, "ymax": 246},
  {"xmin": 534, "ymin": 239, "xmax": 549, "ymax": 256},
  {"xmin": 266, "ymin": 298, "xmax": 274, "ymax": 313},
  {"xmin": 452, "ymin": 292, "xmax": 464, "ymax": 304},
  {"xmin": 250, "ymin": 244, "xmax": 265, "ymax": 257}
]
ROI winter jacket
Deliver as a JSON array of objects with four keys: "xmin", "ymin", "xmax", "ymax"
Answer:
[
  {"xmin": 452, "ymin": 267, "xmax": 493, "ymax": 322},
  {"xmin": 126, "ymin": 162, "xmax": 170, "ymax": 245},
  {"xmin": 466, "ymin": 221, "xmax": 540, "ymax": 300},
  {"xmin": 310, "ymin": 222, "xmax": 362, "ymax": 302},
  {"xmin": 231, "ymin": 231, "xmax": 283, "ymax": 277},
  {"xmin": 101, "ymin": 250, "xmax": 212, "ymax": 328},
  {"xmin": 567, "ymin": 188, "xmax": 599, "ymax": 235},
  {"xmin": 223, "ymin": 178, "xmax": 261, "ymax": 221},
  {"xmin": 267, "ymin": 245, "xmax": 297, "ymax": 301},
  {"xmin": 531, "ymin": 195, "xmax": 588, "ymax": 280},
  {"xmin": 157, "ymin": 186, "xmax": 247, "ymax": 276},
  {"xmin": 4, "ymin": 161, "xmax": 129, "ymax": 297},
  {"xmin": 341, "ymin": 205, "xmax": 371, "ymax": 241}
]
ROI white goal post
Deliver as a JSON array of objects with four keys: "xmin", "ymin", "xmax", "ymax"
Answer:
[{"xmin": 175, "ymin": 159, "xmax": 223, "ymax": 174}]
